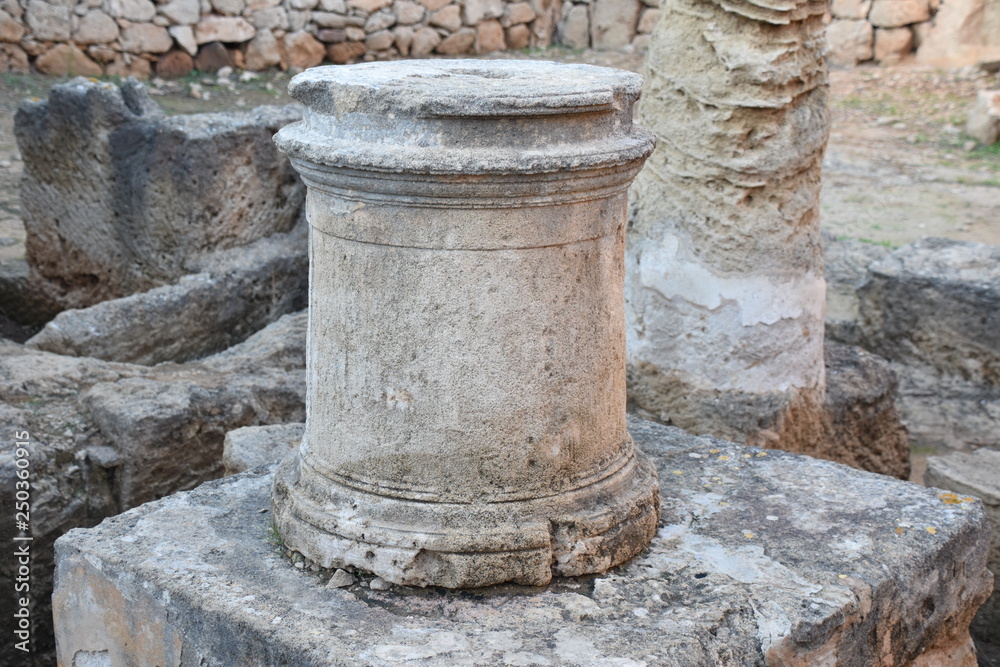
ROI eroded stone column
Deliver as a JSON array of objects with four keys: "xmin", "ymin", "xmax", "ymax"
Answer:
[
  {"xmin": 627, "ymin": 0, "xmax": 830, "ymax": 447},
  {"xmin": 271, "ymin": 61, "xmax": 659, "ymax": 588}
]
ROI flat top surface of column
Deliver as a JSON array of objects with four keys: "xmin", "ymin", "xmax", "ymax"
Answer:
[
  {"xmin": 56, "ymin": 419, "xmax": 991, "ymax": 666},
  {"xmin": 274, "ymin": 60, "xmax": 655, "ymax": 175}
]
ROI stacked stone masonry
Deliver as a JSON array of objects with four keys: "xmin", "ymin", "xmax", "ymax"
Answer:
[{"xmin": 1, "ymin": 0, "xmax": 998, "ymax": 74}]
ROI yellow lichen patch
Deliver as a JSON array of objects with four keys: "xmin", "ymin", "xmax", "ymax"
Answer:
[
  {"xmin": 895, "ymin": 527, "xmax": 905, "ymax": 535},
  {"xmin": 719, "ymin": 501, "xmax": 729, "ymax": 507},
  {"xmin": 838, "ymin": 574, "xmax": 847, "ymax": 579},
  {"xmin": 709, "ymin": 449, "xmax": 720, "ymax": 454},
  {"xmin": 963, "ymin": 497, "xmax": 976, "ymax": 503},
  {"xmin": 743, "ymin": 454, "xmax": 752, "ymax": 458},
  {"xmin": 926, "ymin": 527, "xmax": 937, "ymax": 534},
  {"xmin": 718, "ymin": 455, "xmax": 730, "ymax": 461},
  {"xmin": 743, "ymin": 532, "xmax": 754, "ymax": 539},
  {"xmin": 755, "ymin": 452, "xmax": 767, "ymax": 457},
  {"xmin": 938, "ymin": 493, "xmax": 962, "ymax": 505},
  {"xmin": 672, "ymin": 470, "xmax": 683, "ymax": 475}
]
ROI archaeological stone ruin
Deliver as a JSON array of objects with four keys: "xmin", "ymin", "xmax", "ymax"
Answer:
[{"xmin": 0, "ymin": 0, "xmax": 998, "ymax": 662}]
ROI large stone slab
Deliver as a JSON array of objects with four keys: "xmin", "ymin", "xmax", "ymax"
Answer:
[
  {"xmin": 858, "ymin": 237, "xmax": 1000, "ymax": 387},
  {"xmin": 15, "ymin": 78, "xmax": 304, "ymax": 312},
  {"xmin": 53, "ymin": 419, "xmax": 991, "ymax": 665},
  {"xmin": 0, "ymin": 311, "xmax": 307, "ymax": 663},
  {"xmin": 25, "ymin": 218, "xmax": 308, "ymax": 365},
  {"xmin": 925, "ymin": 448, "xmax": 1000, "ymax": 655}
]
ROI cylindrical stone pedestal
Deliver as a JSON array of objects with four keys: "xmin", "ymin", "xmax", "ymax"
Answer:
[{"xmin": 271, "ymin": 61, "xmax": 659, "ymax": 588}]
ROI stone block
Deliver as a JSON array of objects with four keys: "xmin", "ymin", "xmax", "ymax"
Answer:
[
  {"xmin": 869, "ymin": 0, "xmax": 930, "ymax": 27},
  {"xmin": 15, "ymin": 79, "xmax": 305, "ymax": 311},
  {"xmin": 0, "ymin": 311, "xmax": 307, "ymax": 664},
  {"xmin": 326, "ymin": 39, "xmax": 365, "ymax": 62},
  {"xmin": 409, "ymin": 24, "xmax": 440, "ymax": 54},
  {"xmin": 505, "ymin": 1, "xmax": 534, "ymax": 25},
  {"xmin": 590, "ymin": 0, "xmax": 640, "ymax": 49},
  {"xmin": 476, "ymin": 17, "xmax": 504, "ymax": 52},
  {"xmin": 53, "ymin": 418, "xmax": 992, "ymax": 666},
  {"xmin": 348, "ymin": 0, "xmax": 391, "ymax": 11},
  {"xmin": 558, "ymin": 3, "xmax": 589, "ymax": 49},
  {"xmin": 251, "ymin": 6, "xmax": 288, "ymax": 30},
  {"xmin": 365, "ymin": 28, "xmax": 394, "ymax": 50},
  {"xmin": 967, "ymin": 89, "xmax": 1000, "ymax": 145},
  {"xmin": 245, "ymin": 28, "xmax": 283, "ymax": 69},
  {"xmin": 365, "ymin": 7, "xmax": 395, "ymax": 31},
  {"xmin": 435, "ymin": 25, "xmax": 475, "ymax": 53},
  {"xmin": 826, "ymin": 18, "xmax": 874, "ymax": 65},
  {"xmin": 392, "ymin": 24, "xmax": 413, "ymax": 53},
  {"xmin": 158, "ymin": 0, "xmax": 199, "ymax": 24},
  {"xmin": 26, "ymin": 0, "xmax": 70, "ymax": 41},
  {"xmin": 34, "ymin": 43, "xmax": 103, "ymax": 75},
  {"xmin": 194, "ymin": 15, "xmax": 255, "ymax": 43},
  {"xmin": 25, "ymin": 221, "xmax": 308, "ymax": 365},
  {"xmin": 463, "ymin": 0, "xmax": 504, "ymax": 24},
  {"xmin": 107, "ymin": 0, "xmax": 156, "ymax": 21},
  {"xmin": 223, "ymin": 422, "xmax": 304, "ymax": 474},
  {"xmin": 506, "ymin": 22, "xmax": 530, "ymax": 48},
  {"xmin": 0, "ymin": 10, "xmax": 24, "ymax": 42},
  {"xmin": 282, "ymin": 29, "xmax": 324, "ymax": 69},
  {"xmin": 429, "ymin": 3, "xmax": 461, "ymax": 30},
  {"xmin": 72, "ymin": 9, "xmax": 118, "ymax": 43},
  {"xmin": 636, "ymin": 7, "xmax": 659, "ymax": 33},
  {"xmin": 915, "ymin": 0, "xmax": 1000, "ymax": 66},
  {"xmin": 154, "ymin": 48, "xmax": 194, "ymax": 77},
  {"xmin": 105, "ymin": 53, "xmax": 153, "ymax": 79},
  {"xmin": 874, "ymin": 25, "xmax": 913, "ymax": 63},
  {"xmin": 194, "ymin": 40, "xmax": 235, "ymax": 70},
  {"xmin": 831, "ymin": 0, "xmax": 871, "ymax": 19},
  {"xmin": 121, "ymin": 22, "xmax": 173, "ymax": 53},
  {"xmin": 394, "ymin": 0, "xmax": 424, "ymax": 23},
  {"xmin": 858, "ymin": 237, "xmax": 1000, "ymax": 386},
  {"xmin": 926, "ymin": 448, "xmax": 1000, "ymax": 648},
  {"xmin": 0, "ymin": 42, "xmax": 28, "ymax": 72},
  {"xmin": 169, "ymin": 24, "xmax": 198, "ymax": 55}
]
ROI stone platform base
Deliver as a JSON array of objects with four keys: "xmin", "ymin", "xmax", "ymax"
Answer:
[{"xmin": 53, "ymin": 419, "xmax": 992, "ymax": 666}]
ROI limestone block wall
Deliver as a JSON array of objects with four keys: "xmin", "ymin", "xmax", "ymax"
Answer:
[{"xmin": 0, "ymin": 0, "xmax": 560, "ymax": 76}]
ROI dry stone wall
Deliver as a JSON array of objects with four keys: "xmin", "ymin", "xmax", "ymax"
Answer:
[
  {"xmin": 1, "ymin": 0, "xmax": 998, "ymax": 74},
  {"xmin": 0, "ymin": 0, "xmax": 561, "ymax": 76}
]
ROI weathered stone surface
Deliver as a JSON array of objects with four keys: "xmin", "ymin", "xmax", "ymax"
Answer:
[
  {"xmin": 858, "ymin": 238, "xmax": 1000, "ymax": 387},
  {"xmin": 26, "ymin": 0, "xmax": 70, "ymax": 41},
  {"xmin": 831, "ymin": 0, "xmax": 871, "ymax": 19},
  {"xmin": 272, "ymin": 61, "xmax": 658, "ymax": 588},
  {"xmin": 0, "ymin": 43, "xmax": 30, "ymax": 72},
  {"xmin": 505, "ymin": 0, "xmax": 534, "ymax": 24},
  {"xmin": 591, "ymin": 0, "xmax": 640, "ymax": 49},
  {"xmin": 312, "ymin": 10, "xmax": 365, "ymax": 27},
  {"xmin": 915, "ymin": 0, "xmax": 1000, "ymax": 66},
  {"xmin": 223, "ymin": 422, "xmax": 304, "ymax": 474},
  {"xmin": 392, "ymin": 24, "xmax": 412, "ymax": 52},
  {"xmin": 435, "ymin": 25, "xmax": 475, "ymax": 52},
  {"xmin": 967, "ymin": 89, "xmax": 1000, "ymax": 145},
  {"xmin": 212, "ymin": 0, "xmax": 246, "ymax": 13},
  {"xmin": 72, "ymin": 9, "xmax": 118, "ymax": 43},
  {"xmin": 26, "ymin": 220, "xmax": 307, "ymax": 365},
  {"xmin": 252, "ymin": 6, "xmax": 288, "ymax": 30},
  {"xmin": 154, "ymin": 48, "xmax": 195, "ymax": 77},
  {"xmin": 636, "ymin": 7, "xmax": 659, "ymax": 33},
  {"xmin": 0, "ymin": 258, "xmax": 63, "ymax": 328},
  {"xmin": 158, "ymin": 0, "xmax": 199, "ymax": 24},
  {"xmin": 869, "ymin": 0, "xmax": 930, "ymax": 27},
  {"xmin": 0, "ymin": 9, "xmax": 23, "ymax": 42},
  {"xmin": 35, "ymin": 43, "xmax": 103, "ymax": 75},
  {"xmin": 282, "ymin": 29, "xmax": 324, "ymax": 68},
  {"xmin": 0, "ymin": 309, "xmax": 308, "ymax": 664},
  {"xmin": 629, "ymin": 0, "xmax": 830, "ymax": 450},
  {"xmin": 105, "ymin": 53, "xmax": 152, "ymax": 78},
  {"xmin": 558, "ymin": 3, "xmax": 589, "ymax": 48},
  {"xmin": 53, "ymin": 418, "xmax": 992, "ymax": 666},
  {"xmin": 121, "ymin": 22, "xmax": 173, "ymax": 53},
  {"xmin": 926, "ymin": 448, "xmax": 1000, "ymax": 651},
  {"xmin": 15, "ymin": 79, "xmax": 305, "ymax": 311},
  {"xmin": 194, "ymin": 15, "xmax": 255, "ymax": 43},
  {"xmin": 348, "ymin": 0, "xmax": 391, "ymax": 11},
  {"xmin": 874, "ymin": 25, "xmax": 913, "ymax": 63},
  {"xmin": 827, "ymin": 18, "xmax": 875, "ymax": 65},
  {"xmin": 245, "ymin": 28, "xmax": 283, "ymax": 69}
]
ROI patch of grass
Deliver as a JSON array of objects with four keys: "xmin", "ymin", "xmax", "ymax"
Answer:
[
  {"xmin": 265, "ymin": 520, "xmax": 284, "ymax": 548},
  {"xmin": 857, "ymin": 238, "xmax": 897, "ymax": 249},
  {"xmin": 956, "ymin": 176, "xmax": 1000, "ymax": 187}
]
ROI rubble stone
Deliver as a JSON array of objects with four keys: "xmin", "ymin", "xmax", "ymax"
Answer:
[
  {"xmin": 915, "ymin": 0, "xmax": 1000, "ymax": 66},
  {"xmin": 827, "ymin": 18, "xmax": 875, "ymax": 65},
  {"xmin": 153, "ymin": 47, "xmax": 194, "ymax": 77},
  {"xmin": 34, "ymin": 42, "xmax": 103, "ymax": 75},
  {"xmin": 282, "ymin": 29, "xmax": 324, "ymax": 68},
  {"xmin": 590, "ymin": 0, "xmax": 640, "ymax": 49},
  {"xmin": 967, "ymin": 89, "xmax": 1000, "ymax": 145},
  {"xmin": 194, "ymin": 15, "xmax": 255, "ymax": 43},
  {"xmin": 223, "ymin": 422, "xmax": 304, "ymax": 474},
  {"xmin": 868, "ymin": 0, "xmax": 929, "ymax": 28},
  {"xmin": 874, "ymin": 25, "xmax": 913, "ymax": 63}
]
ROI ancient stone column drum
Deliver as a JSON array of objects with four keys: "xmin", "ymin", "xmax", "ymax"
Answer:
[{"xmin": 271, "ymin": 60, "xmax": 659, "ymax": 588}]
